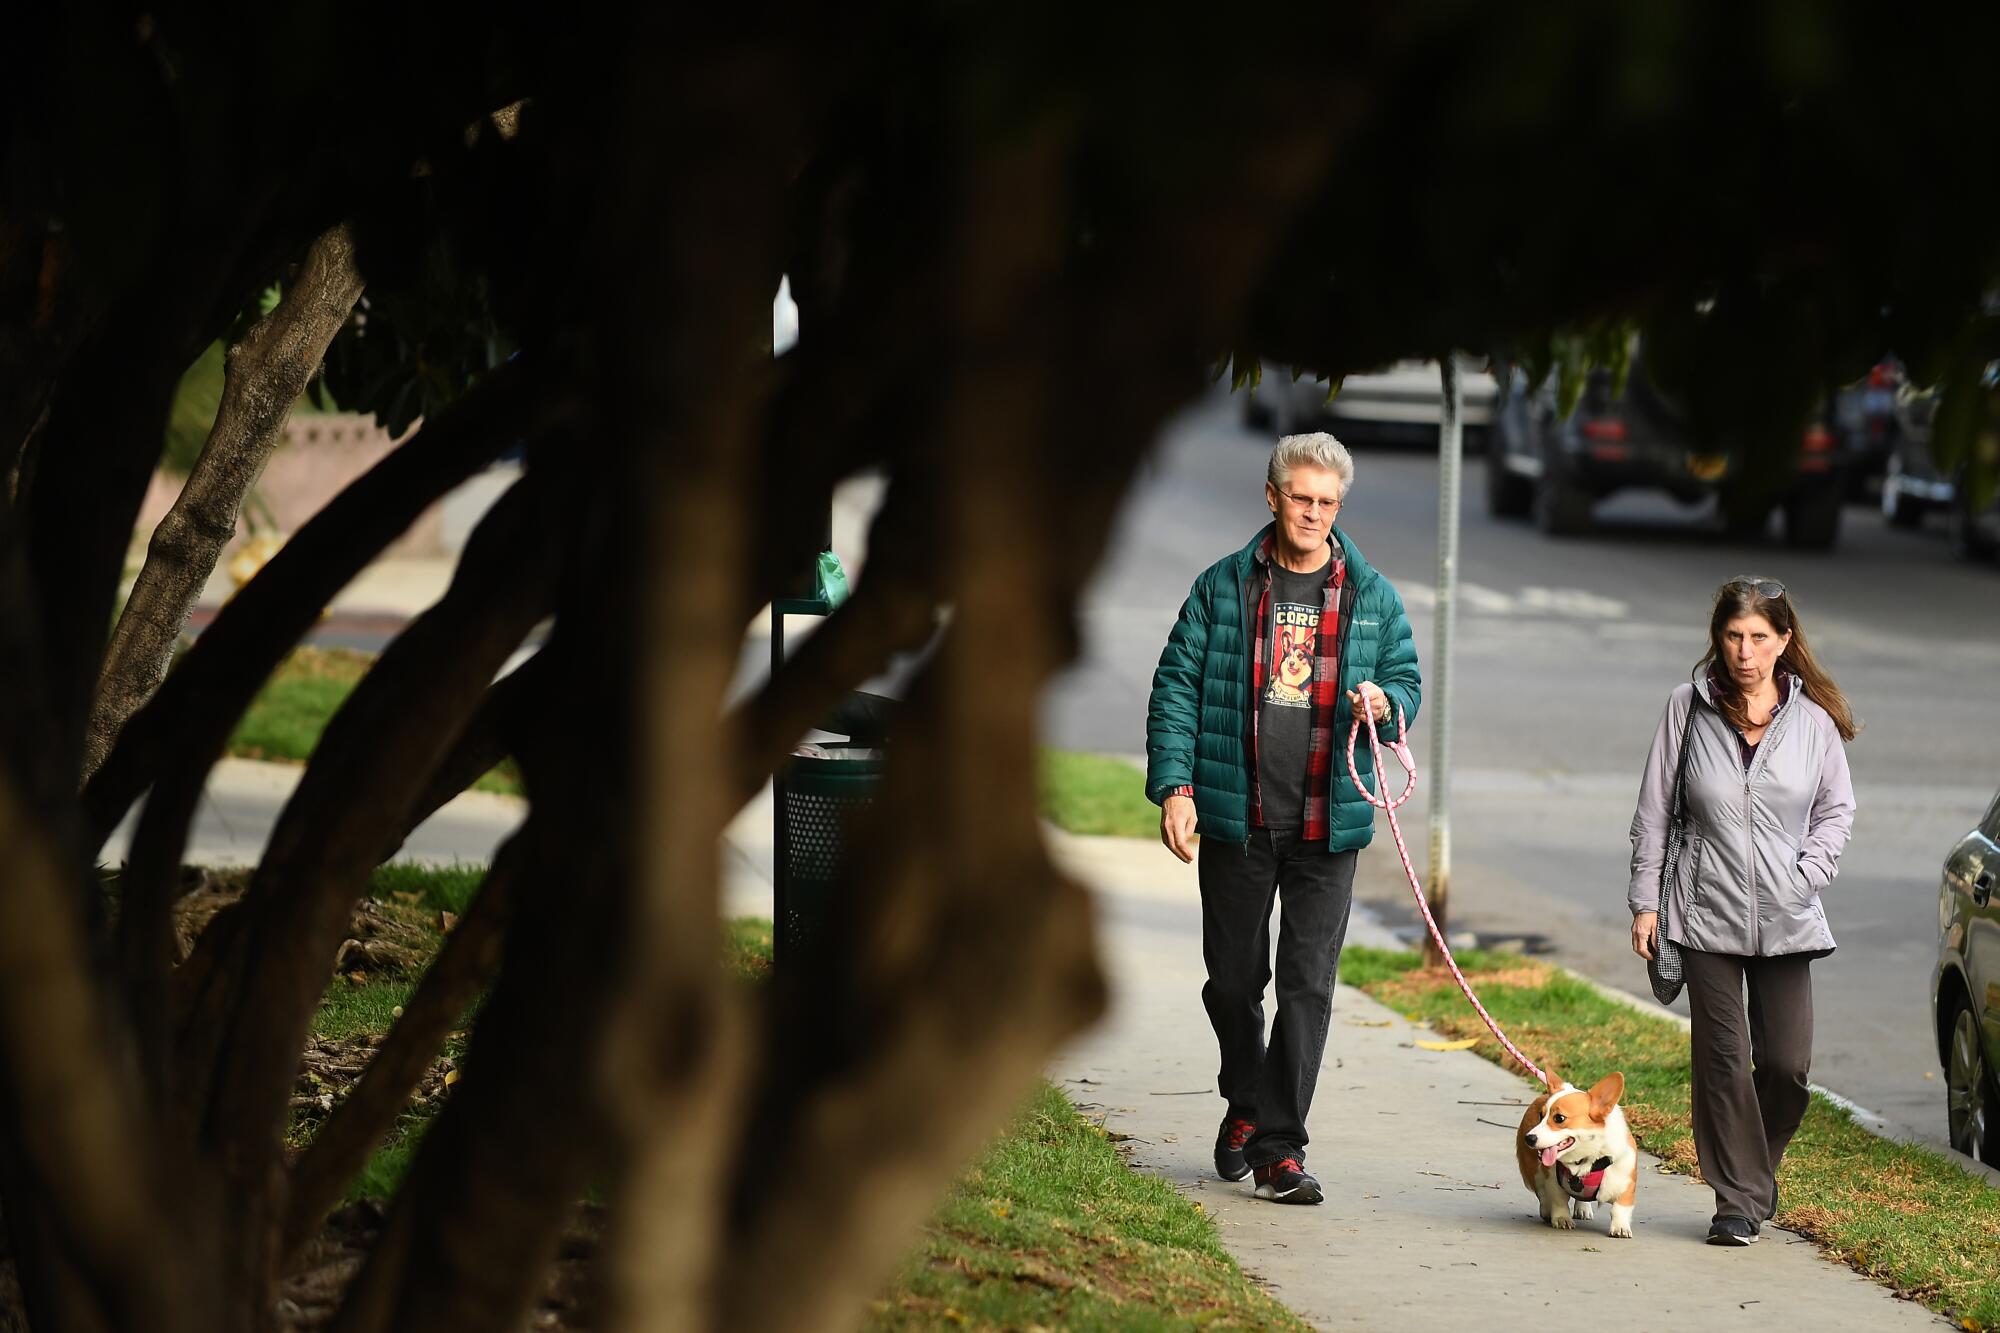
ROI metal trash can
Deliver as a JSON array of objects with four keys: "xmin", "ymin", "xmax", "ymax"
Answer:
[{"xmin": 775, "ymin": 744, "xmax": 882, "ymax": 960}]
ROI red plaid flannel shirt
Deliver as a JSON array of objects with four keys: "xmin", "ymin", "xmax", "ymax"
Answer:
[{"xmin": 1169, "ymin": 536, "xmax": 1345, "ymax": 841}]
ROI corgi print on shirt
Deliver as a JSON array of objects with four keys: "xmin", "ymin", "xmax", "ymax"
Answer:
[{"xmin": 1265, "ymin": 599, "xmax": 1319, "ymax": 707}]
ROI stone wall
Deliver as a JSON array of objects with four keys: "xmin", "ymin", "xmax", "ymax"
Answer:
[{"xmin": 134, "ymin": 412, "xmax": 447, "ymax": 559}]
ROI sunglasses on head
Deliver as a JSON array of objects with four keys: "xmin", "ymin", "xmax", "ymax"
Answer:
[{"xmin": 1728, "ymin": 576, "xmax": 1786, "ymax": 599}]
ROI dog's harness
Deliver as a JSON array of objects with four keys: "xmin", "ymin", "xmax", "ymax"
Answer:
[{"xmin": 1557, "ymin": 1156, "xmax": 1614, "ymax": 1201}]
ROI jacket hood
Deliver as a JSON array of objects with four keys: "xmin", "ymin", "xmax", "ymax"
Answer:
[
  {"xmin": 1236, "ymin": 521, "xmax": 1380, "ymax": 588},
  {"xmin": 1692, "ymin": 665, "xmax": 1802, "ymax": 708}
]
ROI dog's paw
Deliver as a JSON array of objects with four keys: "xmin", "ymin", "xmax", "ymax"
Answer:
[
  {"xmin": 1548, "ymin": 1214, "xmax": 1575, "ymax": 1230},
  {"xmin": 1609, "ymin": 1221, "xmax": 1633, "ymax": 1239},
  {"xmin": 1572, "ymin": 1202, "xmax": 1597, "ymax": 1221}
]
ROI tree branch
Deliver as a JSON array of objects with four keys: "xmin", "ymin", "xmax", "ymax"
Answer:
[
  {"xmin": 283, "ymin": 823, "xmax": 526, "ymax": 1263},
  {"xmin": 376, "ymin": 641, "xmax": 557, "ymax": 865},
  {"xmin": 722, "ymin": 509, "xmax": 936, "ymax": 809},
  {"xmin": 0, "ymin": 768, "xmax": 201, "ymax": 1330},
  {"xmin": 83, "ymin": 222, "xmax": 366, "ymax": 784},
  {"xmin": 158, "ymin": 472, "xmax": 562, "ymax": 1311},
  {"xmin": 81, "ymin": 354, "xmax": 561, "ymax": 851}
]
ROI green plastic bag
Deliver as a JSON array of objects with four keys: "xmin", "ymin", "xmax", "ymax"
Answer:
[{"xmin": 813, "ymin": 549, "xmax": 848, "ymax": 611}]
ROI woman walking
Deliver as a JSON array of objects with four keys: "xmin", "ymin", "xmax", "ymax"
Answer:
[{"xmin": 1629, "ymin": 576, "xmax": 1857, "ymax": 1245}]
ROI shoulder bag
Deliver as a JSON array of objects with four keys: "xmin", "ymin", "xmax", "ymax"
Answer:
[{"xmin": 1646, "ymin": 697, "xmax": 1699, "ymax": 1005}]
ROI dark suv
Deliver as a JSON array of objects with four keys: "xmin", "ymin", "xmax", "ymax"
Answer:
[
  {"xmin": 1933, "ymin": 786, "xmax": 2000, "ymax": 1166},
  {"xmin": 1486, "ymin": 351, "xmax": 1852, "ymax": 548}
]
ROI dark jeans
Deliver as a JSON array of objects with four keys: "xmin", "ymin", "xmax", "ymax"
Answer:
[
  {"xmin": 1198, "ymin": 828, "xmax": 1357, "ymax": 1167},
  {"xmin": 1683, "ymin": 949, "xmax": 1814, "ymax": 1224}
]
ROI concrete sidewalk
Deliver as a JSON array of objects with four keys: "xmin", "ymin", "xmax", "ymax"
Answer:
[
  {"xmin": 138, "ymin": 763, "xmax": 1946, "ymax": 1329},
  {"xmin": 1044, "ymin": 834, "xmax": 1947, "ymax": 1331}
]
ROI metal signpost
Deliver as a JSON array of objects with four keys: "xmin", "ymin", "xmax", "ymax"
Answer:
[{"xmin": 1424, "ymin": 356, "xmax": 1462, "ymax": 968}]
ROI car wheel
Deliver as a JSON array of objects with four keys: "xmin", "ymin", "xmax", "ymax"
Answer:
[
  {"xmin": 1882, "ymin": 455, "xmax": 1923, "ymax": 529},
  {"xmin": 1532, "ymin": 447, "xmax": 1592, "ymax": 535},
  {"xmin": 1485, "ymin": 431, "xmax": 1533, "ymax": 519},
  {"xmin": 1783, "ymin": 481, "xmax": 1843, "ymax": 550},
  {"xmin": 1947, "ymin": 479, "xmax": 1996, "ymax": 562},
  {"xmin": 1946, "ymin": 996, "xmax": 2000, "ymax": 1166}
]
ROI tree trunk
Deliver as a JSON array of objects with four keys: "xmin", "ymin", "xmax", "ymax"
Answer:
[{"xmin": 81, "ymin": 223, "xmax": 365, "ymax": 785}]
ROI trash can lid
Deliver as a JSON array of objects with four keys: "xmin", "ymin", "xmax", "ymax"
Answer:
[{"xmin": 783, "ymin": 743, "xmax": 886, "ymax": 787}]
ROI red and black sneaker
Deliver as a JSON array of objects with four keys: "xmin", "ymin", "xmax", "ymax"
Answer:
[
  {"xmin": 1213, "ymin": 1114, "xmax": 1256, "ymax": 1182},
  {"xmin": 1252, "ymin": 1156, "xmax": 1323, "ymax": 1204}
]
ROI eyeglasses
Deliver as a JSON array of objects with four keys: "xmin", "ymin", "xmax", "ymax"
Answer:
[
  {"xmin": 1727, "ymin": 576, "xmax": 1786, "ymax": 599},
  {"xmin": 1281, "ymin": 490, "xmax": 1341, "ymax": 515}
]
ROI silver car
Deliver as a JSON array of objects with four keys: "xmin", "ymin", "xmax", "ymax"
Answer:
[
  {"xmin": 1242, "ymin": 356, "xmax": 1497, "ymax": 444},
  {"xmin": 1934, "ymin": 786, "xmax": 2000, "ymax": 1165}
]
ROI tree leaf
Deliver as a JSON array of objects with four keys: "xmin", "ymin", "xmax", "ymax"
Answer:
[{"xmin": 1415, "ymin": 1037, "xmax": 1479, "ymax": 1051}]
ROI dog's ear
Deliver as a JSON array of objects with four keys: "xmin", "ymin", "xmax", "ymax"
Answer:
[{"xmin": 1587, "ymin": 1072, "xmax": 1625, "ymax": 1116}]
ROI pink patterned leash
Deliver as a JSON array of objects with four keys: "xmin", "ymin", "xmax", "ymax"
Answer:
[{"xmin": 1345, "ymin": 707, "xmax": 1552, "ymax": 1090}]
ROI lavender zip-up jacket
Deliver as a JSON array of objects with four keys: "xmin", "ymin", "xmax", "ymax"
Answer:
[{"xmin": 1628, "ymin": 670, "xmax": 1856, "ymax": 957}]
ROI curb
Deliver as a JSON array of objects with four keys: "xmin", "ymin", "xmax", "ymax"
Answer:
[{"xmin": 1374, "ymin": 908, "xmax": 2000, "ymax": 1184}]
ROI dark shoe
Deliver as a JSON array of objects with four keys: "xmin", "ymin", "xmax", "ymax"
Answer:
[
  {"xmin": 1252, "ymin": 1157, "xmax": 1323, "ymax": 1205},
  {"xmin": 1707, "ymin": 1216, "xmax": 1759, "ymax": 1246},
  {"xmin": 1213, "ymin": 1115, "xmax": 1256, "ymax": 1182}
]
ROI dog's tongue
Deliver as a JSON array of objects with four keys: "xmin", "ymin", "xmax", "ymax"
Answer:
[{"xmin": 1539, "ymin": 1146, "xmax": 1559, "ymax": 1168}]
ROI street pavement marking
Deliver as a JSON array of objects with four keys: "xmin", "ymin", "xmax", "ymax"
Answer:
[{"xmin": 1402, "ymin": 583, "xmax": 1628, "ymax": 619}]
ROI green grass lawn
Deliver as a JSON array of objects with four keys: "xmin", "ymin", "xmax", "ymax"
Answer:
[
  {"xmin": 875, "ymin": 1080, "xmax": 1309, "ymax": 1330},
  {"xmin": 227, "ymin": 646, "xmax": 523, "ymax": 796},
  {"xmin": 1342, "ymin": 945, "xmax": 2000, "ymax": 1331},
  {"xmin": 227, "ymin": 652, "xmax": 1147, "ymax": 835},
  {"xmin": 1038, "ymin": 749, "xmax": 1157, "ymax": 839},
  {"xmin": 295, "ymin": 878, "xmax": 1305, "ymax": 1329}
]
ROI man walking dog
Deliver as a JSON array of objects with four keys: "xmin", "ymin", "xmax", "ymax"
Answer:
[{"xmin": 1145, "ymin": 432, "xmax": 1421, "ymax": 1204}]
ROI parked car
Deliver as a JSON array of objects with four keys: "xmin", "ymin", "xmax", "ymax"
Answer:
[
  {"xmin": 1242, "ymin": 356, "xmax": 1497, "ymax": 446},
  {"xmin": 1881, "ymin": 380, "xmax": 2000, "ymax": 561},
  {"xmin": 1831, "ymin": 358, "xmax": 1903, "ymax": 499},
  {"xmin": 1933, "ymin": 785, "xmax": 2000, "ymax": 1166},
  {"xmin": 1880, "ymin": 382, "xmax": 1952, "ymax": 528},
  {"xmin": 1484, "ymin": 347, "xmax": 1853, "ymax": 548}
]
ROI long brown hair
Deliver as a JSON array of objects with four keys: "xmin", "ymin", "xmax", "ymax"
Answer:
[{"xmin": 1698, "ymin": 577, "xmax": 1859, "ymax": 741}]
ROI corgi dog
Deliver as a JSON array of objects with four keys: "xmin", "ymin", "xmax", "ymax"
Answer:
[{"xmin": 1516, "ymin": 1072, "xmax": 1638, "ymax": 1239}]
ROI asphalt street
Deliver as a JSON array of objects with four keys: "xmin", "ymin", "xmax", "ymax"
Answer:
[{"xmin": 1044, "ymin": 385, "xmax": 2000, "ymax": 1159}]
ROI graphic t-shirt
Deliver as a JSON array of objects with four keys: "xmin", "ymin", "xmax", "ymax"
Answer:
[{"xmin": 1256, "ymin": 555, "xmax": 1330, "ymax": 829}]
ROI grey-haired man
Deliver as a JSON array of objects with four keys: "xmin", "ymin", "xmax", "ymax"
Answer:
[{"xmin": 1145, "ymin": 432, "xmax": 1422, "ymax": 1203}]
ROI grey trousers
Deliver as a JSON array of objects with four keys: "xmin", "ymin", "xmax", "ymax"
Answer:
[{"xmin": 1683, "ymin": 949, "xmax": 1815, "ymax": 1224}]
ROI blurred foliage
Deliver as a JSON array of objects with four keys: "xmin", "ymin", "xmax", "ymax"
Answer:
[
  {"xmin": 312, "ymin": 109, "xmax": 560, "ymax": 437},
  {"xmin": 1222, "ymin": 0, "xmax": 2000, "ymax": 507},
  {"xmin": 162, "ymin": 343, "xmax": 227, "ymax": 477},
  {"xmin": 25, "ymin": 0, "xmax": 2000, "ymax": 502},
  {"xmin": 1923, "ymin": 326, "xmax": 2000, "ymax": 509}
]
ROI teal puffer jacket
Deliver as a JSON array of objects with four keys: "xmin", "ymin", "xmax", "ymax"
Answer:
[{"xmin": 1144, "ymin": 524, "xmax": 1422, "ymax": 852}]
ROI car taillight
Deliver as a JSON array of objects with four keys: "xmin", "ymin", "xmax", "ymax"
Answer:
[
  {"xmin": 1581, "ymin": 418, "xmax": 1628, "ymax": 441},
  {"xmin": 1802, "ymin": 424, "xmax": 1834, "ymax": 452}
]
